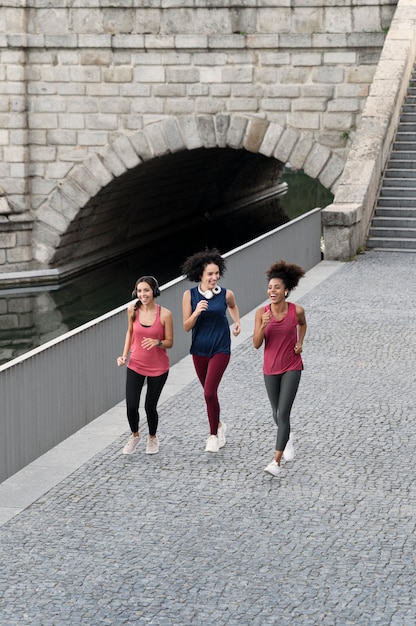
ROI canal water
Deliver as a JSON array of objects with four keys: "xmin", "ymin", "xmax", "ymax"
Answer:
[{"xmin": 0, "ymin": 170, "xmax": 333, "ymax": 366}]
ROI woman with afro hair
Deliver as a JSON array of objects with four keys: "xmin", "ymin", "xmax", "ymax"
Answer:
[
  {"xmin": 182, "ymin": 249, "xmax": 241, "ymax": 453},
  {"xmin": 253, "ymin": 260, "xmax": 307, "ymax": 477}
]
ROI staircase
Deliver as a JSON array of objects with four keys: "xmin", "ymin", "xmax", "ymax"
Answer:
[{"xmin": 367, "ymin": 74, "xmax": 416, "ymax": 252}]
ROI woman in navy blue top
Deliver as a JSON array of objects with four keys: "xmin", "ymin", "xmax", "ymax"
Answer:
[{"xmin": 182, "ymin": 249, "xmax": 241, "ymax": 453}]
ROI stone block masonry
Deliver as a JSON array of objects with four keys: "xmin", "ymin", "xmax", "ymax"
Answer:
[
  {"xmin": 0, "ymin": 1, "xmax": 398, "ymax": 274},
  {"xmin": 323, "ymin": 0, "xmax": 416, "ymax": 260}
]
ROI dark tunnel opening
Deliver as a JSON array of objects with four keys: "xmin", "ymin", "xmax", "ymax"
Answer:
[{"xmin": 52, "ymin": 147, "xmax": 289, "ymax": 268}]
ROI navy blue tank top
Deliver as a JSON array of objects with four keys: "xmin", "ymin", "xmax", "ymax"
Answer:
[{"xmin": 189, "ymin": 286, "xmax": 231, "ymax": 357}]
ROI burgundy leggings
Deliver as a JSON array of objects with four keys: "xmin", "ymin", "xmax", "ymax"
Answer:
[{"xmin": 192, "ymin": 353, "xmax": 230, "ymax": 435}]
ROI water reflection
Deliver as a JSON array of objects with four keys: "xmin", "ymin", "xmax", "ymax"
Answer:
[{"xmin": 0, "ymin": 243, "xmax": 181, "ymax": 366}]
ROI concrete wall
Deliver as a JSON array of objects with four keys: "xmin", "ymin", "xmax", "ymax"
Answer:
[{"xmin": 0, "ymin": 1, "xmax": 395, "ymax": 275}]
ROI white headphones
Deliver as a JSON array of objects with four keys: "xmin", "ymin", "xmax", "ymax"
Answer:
[{"xmin": 198, "ymin": 285, "xmax": 222, "ymax": 299}]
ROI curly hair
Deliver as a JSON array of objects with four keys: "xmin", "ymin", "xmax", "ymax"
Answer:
[
  {"xmin": 181, "ymin": 248, "xmax": 226, "ymax": 283},
  {"xmin": 266, "ymin": 260, "xmax": 305, "ymax": 293}
]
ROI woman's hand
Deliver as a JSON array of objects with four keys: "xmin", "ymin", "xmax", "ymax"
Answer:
[
  {"xmin": 294, "ymin": 343, "xmax": 303, "ymax": 354},
  {"xmin": 141, "ymin": 337, "xmax": 158, "ymax": 351},
  {"xmin": 232, "ymin": 322, "xmax": 241, "ymax": 337},
  {"xmin": 182, "ymin": 290, "xmax": 208, "ymax": 332},
  {"xmin": 195, "ymin": 299, "xmax": 209, "ymax": 315},
  {"xmin": 261, "ymin": 310, "xmax": 271, "ymax": 328},
  {"xmin": 117, "ymin": 356, "xmax": 127, "ymax": 366}
]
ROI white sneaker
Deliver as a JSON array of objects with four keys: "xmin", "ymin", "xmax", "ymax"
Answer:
[
  {"xmin": 146, "ymin": 435, "xmax": 159, "ymax": 455},
  {"xmin": 264, "ymin": 460, "xmax": 281, "ymax": 477},
  {"xmin": 123, "ymin": 434, "xmax": 140, "ymax": 455},
  {"xmin": 205, "ymin": 435, "xmax": 219, "ymax": 453},
  {"xmin": 283, "ymin": 434, "xmax": 295, "ymax": 462},
  {"xmin": 218, "ymin": 422, "xmax": 227, "ymax": 448}
]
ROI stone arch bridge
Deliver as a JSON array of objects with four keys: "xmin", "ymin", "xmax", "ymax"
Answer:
[{"xmin": 1, "ymin": 0, "xmax": 415, "ymax": 284}]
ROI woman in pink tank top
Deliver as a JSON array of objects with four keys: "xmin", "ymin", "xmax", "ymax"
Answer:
[
  {"xmin": 253, "ymin": 260, "xmax": 307, "ymax": 478},
  {"xmin": 117, "ymin": 276, "xmax": 173, "ymax": 456}
]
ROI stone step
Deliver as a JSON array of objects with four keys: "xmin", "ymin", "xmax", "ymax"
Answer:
[
  {"xmin": 365, "ymin": 245, "xmax": 416, "ymax": 252},
  {"xmin": 395, "ymin": 131, "xmax": 416, "ymax": 137},
  {"xmin": 387, "ymin": 158, "xmax": 416, "ymax": 169},
  {"xmin": 374, "ymin": 206, "xmax": 416, "ymax": 218},
  {"xmin": 368, "ymin": 226, "xmax": 416, "ymax": 239},
  {"xmin": 394, "ymin": 133, "xmax": 416, "ymax": 139},
  {"xmin": 400, "ymin": 111, "xmax": 416, "ymax": 124},
  {"xmin": 383, "ymin": 175, "xmax": 416, "ymax": 186},
  {"xmin": 366, "ymin": 236, "xmax": 416, "ymax": 250},
  {"xmin": 372, "ymin": 216, "xmax": 416, "ymax": 228},
  {"xmin": 397, "ymin": 125, "xmax": 416, "ymax": 133},
  {"xmin": 366, "ymin": 68, "xmax": 416, "ymax": 252},
  {"xmin": 379, "ymin": 187, "xmax": 416, "ymax": 199},
  {"xmin": 394, "ymin": 129, "xmax": 416, "ymax": 135},
  {"xmin": 394, "ymin": 139, "xmax": 416, "ymax": 148},
  {"xmin": 389, "ymin": 151, "xmax": 416, "ymax": 159},
  {"xmin": 393, "ymin": 141, "xmax": 416, "ymax": 151},
  {"xmin": 378, "ymin": 196, "xmax": 416, "ymax": 208},
  {"xmin": 384, "ymin": 169, "xmax": 416, "ymax": 179}
]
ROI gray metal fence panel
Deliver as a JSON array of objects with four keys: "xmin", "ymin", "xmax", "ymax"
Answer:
[
  {"xmin": 222, "ymin": 208, "xmax": 322, "ymax": 315},
  {"xmin": 0, "ymin": 208, "xmax": 321, "ymax": 482}
]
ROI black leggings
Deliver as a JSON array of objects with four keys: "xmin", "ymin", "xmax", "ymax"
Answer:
[
  {"xmin": 125, "ymin": 368, "xmax": 169, "ymax": 436},
  {"xmin": 263, "ymin": 370, "xmax": 302, "ymax": 452}
]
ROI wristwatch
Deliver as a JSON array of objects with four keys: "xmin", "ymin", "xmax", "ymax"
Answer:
[{"xmin": 157, "ymin": 339, "xmax": 163, "ymax": 347}]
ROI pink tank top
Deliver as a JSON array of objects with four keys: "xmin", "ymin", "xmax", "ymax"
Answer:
[
  {"xmin": 127, "ymin": 305, "xmax": 169, "ymax": 377},
  {"xmin": 263, "ymin": 301, "xmax": 303, "ymax": 375}
]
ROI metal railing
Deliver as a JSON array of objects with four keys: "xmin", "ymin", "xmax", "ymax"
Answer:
[{"xmin": 0, "ymin": 208, "xmax": 322, "ymax": 482}]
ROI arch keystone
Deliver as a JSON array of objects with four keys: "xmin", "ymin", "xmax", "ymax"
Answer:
[
  {"xmin": 215, "ymin": 114, "xmax": 230, "ymax": 148},
  {"xmin": 197, "ymin": 116, "xmax": 217, "ymax": 149}
]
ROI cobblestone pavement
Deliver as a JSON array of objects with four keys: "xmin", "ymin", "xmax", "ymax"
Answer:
[{"xmin": 1, "ymin": 251, "xmax": 416, "ymax": 626}]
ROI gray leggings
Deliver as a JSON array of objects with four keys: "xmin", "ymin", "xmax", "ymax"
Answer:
[{"xmin": 264, "ymin": 370, "xmax": 302, "ymax": 452}]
